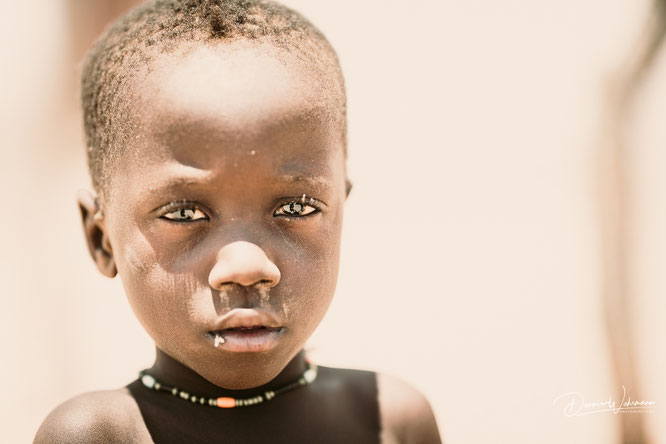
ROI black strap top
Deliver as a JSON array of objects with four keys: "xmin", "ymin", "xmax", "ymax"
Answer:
[{"xmin": 126, "ymin": 366, "xmax": 381, "ymax": 444}]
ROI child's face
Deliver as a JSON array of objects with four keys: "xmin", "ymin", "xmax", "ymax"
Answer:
[{"xmin": 89, "ymin": 42, "xmax": 347, "ymax": 389}]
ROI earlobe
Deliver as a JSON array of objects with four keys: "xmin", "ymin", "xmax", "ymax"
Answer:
[
  {"xmin": 345, "ymin": 179, "xmax": 353, "ymax": 199},
  {"xmin": 77, "ymin": 190, "xmax": 117, "ymax": 278}
]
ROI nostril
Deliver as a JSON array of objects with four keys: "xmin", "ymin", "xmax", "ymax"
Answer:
[{"xmin": 256, "ymin": 278, "xmax": 276, "ymax": 287}]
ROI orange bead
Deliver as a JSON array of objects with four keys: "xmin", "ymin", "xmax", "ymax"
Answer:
[{"xmin": 217, "ymin": 397, "xmax": 236, "ymax": 408}]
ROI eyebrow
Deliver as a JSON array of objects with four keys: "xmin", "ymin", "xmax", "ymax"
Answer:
[
  {"xmin": 146, "ymin": 176, "xmax": 212, "ymax": 193},
  {"xmin": 274, "ymin": 173, "xmax": 333, "ymax": 190},
  {"xmin": 144, "ymin": 169, "xmax": 332, "ymax": 195}
]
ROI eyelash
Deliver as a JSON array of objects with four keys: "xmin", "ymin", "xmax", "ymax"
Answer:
[
  {"xmin": 159, "ymin": 201, "xmax": 209, "ymax": 223},
  {"xmin": 157, "ymin": 197, "xmax": 322, "ymax": 223},
  {"xmin": 273, "ymin": 198, "xmax": 321, "ymax": 218}
]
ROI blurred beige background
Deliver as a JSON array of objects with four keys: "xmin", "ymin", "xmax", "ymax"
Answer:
[{"xmin": 1, "ymin": 0, "xmax": 665, "ymax": 443}]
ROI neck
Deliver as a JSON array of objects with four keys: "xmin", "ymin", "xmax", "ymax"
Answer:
[{"xmin": 147, "ymin": 348, "xmax": 307, "ymax": 397}]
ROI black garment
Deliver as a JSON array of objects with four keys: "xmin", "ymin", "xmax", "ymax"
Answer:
[{"xmin": 126, "ymin": 366, "xmax": 381, "ymax": 444}]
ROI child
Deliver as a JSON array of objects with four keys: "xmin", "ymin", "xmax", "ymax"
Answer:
[{"xmin": 34, "ymin": 1, "xmax": 441, "ymax": 442}]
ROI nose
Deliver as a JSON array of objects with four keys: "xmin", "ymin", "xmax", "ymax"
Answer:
[{"xmin": 208, "ymin": 241, "xmax": 281, "ymax": 289}]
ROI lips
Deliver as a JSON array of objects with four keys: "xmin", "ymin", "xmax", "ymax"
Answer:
[
  {"xmin": 207, "ymin": 309, "xmax": 284, "ymax": 353},
  {"xmin": 211, "ymin": 308, "xmax": 282, "ymax": 330}
]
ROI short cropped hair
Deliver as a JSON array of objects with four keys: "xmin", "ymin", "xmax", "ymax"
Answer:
[{"xmin": 81, "ymin": 0, "xmax": 346, "ymax": 196}]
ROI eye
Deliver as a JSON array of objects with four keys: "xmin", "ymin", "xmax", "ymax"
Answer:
[
  {"xmin": 274, "ymin": 200, "xmax": 319, "ymax": 217},
  {"xmin": 160, "ymin": 205, "xmax": 208, "ymax": 222}
]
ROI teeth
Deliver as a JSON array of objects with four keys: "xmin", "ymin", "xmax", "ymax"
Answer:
[{"xmin": 214, "ymin": 334, "xmax": 225, "ymax": 348}]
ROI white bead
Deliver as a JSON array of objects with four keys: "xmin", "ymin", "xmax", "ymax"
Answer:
[
  {"xmin": 303, "ymin": 366, "xmax": 317, "ymax": 384},
  {"xmin": 141, "ymin": 374, "xmax": 156, "ymax": 389}
]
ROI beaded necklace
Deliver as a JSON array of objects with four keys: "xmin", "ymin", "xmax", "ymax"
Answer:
[{"xmin": 139, "ymin": 363, "xmax": 318, "ymax": 409}]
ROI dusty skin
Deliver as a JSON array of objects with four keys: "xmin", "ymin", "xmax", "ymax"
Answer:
[{"xmin": 34, "ymin": 42, "xmax": 441, "ymax": 444}]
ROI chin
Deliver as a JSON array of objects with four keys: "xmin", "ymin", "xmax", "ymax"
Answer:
[{"xmin": 194, "ymin": 346, "xmax": 296, "ymax": 387}]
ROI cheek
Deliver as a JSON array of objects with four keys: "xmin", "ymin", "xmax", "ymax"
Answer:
[
  {"xmin": 116, "ymin": 239, "xmax": 209, "ymax": 335},
  {"xmin": 277, "ymin": 208, "xmax": 343, "ymax": 328}
]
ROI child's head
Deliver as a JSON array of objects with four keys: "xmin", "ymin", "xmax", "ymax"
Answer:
[{"xmin": 78, "ymin": 0, "xmax": 350, "ymax": 389}]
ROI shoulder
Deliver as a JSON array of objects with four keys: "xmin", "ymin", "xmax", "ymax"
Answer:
[
  {"xmin": 377, "ymin": 373, "xmax": 442, "ymax": 444},
  {"xmin": 315, "ymin": 365, "xmax": 377, "ymax": 387},
  {"xmin": 312, "ymin": 365, "xmax": 380, "ymax": 409},
  {"xmin": 33, "ymin": 388, "xmax": 153, "ymax": 444}
]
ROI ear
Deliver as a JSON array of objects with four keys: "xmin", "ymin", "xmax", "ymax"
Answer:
[
  {"xmin": 345, "ymin": 178, "xmax": 353, "ymax": 199},
  {"xmin": 77, "ymin": 190, "xmax": 117, "ymax": 278}
]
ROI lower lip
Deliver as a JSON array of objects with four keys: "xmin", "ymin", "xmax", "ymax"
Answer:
[{"xmin": 207, "ymin": 328, "xmax": 283, "ymax": 353}]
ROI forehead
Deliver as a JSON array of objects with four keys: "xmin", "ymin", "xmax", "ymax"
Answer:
[
  {"xmin": 105, "ymin": 41, "xmax": 345, "ymax": 202},
  {"xmin": 135, "ymin": 42, "xmax": 340, "ymax": 154},
  {"xmin": 143, "ymin": 42, "xmax": 325, "ymax": 125}
]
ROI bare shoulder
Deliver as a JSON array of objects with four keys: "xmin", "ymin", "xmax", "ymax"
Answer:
[
  {"xmin": 377, "ymin": 373, "xmax": 442, "ymax": 444},
  {"xmin": 33, "ymin": 388, "xmax": 153, "ymax": 444}
]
